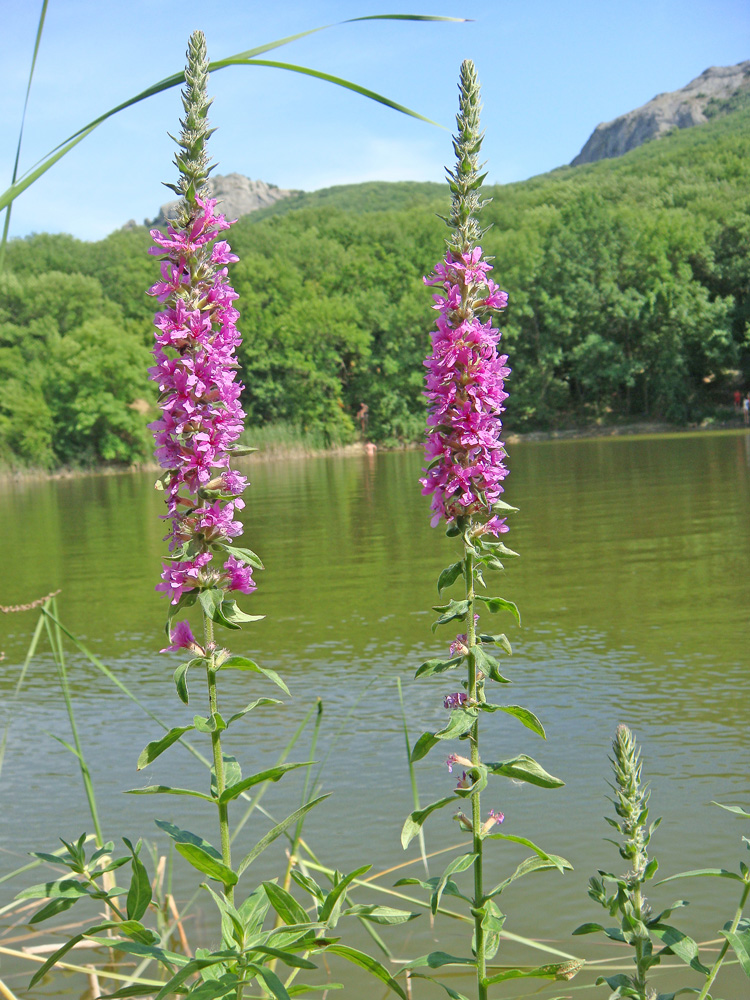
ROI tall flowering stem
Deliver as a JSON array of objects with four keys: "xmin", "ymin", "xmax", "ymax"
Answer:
[
  {"xmin": 402, "ymin": 61, "xmax": 576, "ymax": 1000},
  {"xmin": 147, "ymin": 32, "xmax": 260, "ymax": 908}
]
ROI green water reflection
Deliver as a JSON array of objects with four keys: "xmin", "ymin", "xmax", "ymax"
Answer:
[{"xmin": 1, "ymin": 431, "xmax": 748, "ymax": 997}]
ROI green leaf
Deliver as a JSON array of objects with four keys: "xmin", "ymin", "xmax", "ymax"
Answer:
[
  {"xmin": 406, "ymin": 975, "xmax": 470, "ymax": 1000},
  {"xmin": 29, "ymin": 896, "xmax": 79, "ymax": 923},
  {"xmin": 432, "ymin": 854, "xmax": 477, "ymax": 913},
  {"xmin": 478, "ymin": 633, "xmax": 512, "ymax": 655},
  {"xmin": 318, "ymin": 865, "xmax": 372, "ymax": 925},
  {"xmin": 484, "ymin": 834, "xmax": 567, "ymax": 873},
  {"xmin": 485, "ymin": 754, "xmax": 564, "ymax": 788},
  {"xmin": 237, "ymin": 795, "xmax": 330, "ymax": 876},
  {"xmin": 475, "ymin": 595, "xmax": 521, "ymax": 625},
  {"xmin": 483, "ymin": 960, "xmax": 583, "ymax": 986},
  {"xmin": 651, "ymin": 923, "xmax": 710, "ymax": 974},
  {"xmin": 173, "ymin": 660, "xmax": 194, "ymax": 704},
  {"xmin": 431, "ymin": 599, "xmax": 469, "ymax": 631},
  {"xmin": 252, "ymin": 946, "xmax": 316, "ymax": 970},
  {"xmin": 29, "ymin": 922, "xmax": 114, "ymax": 987},
  {"xmin": 219, "ymin": 655, "xmax": 290, "ymax": 696},
  {"xmin": 127, "ymin": 784, "xmax": 215, "ymax": 800},
  {"xmin": 136, "ymin": 725, "xmax": 195, "ymax": 770},
  {"xmin": 342, "ymin": 904, "xmax": 418, "ymax": 925},
  {"xmin": 219, "ymin": 761, "xmax": 313, "ymax": 804},
  {"xmin": 221, "ymin": 545, "xmax": 264, "ymax": 570},
  {"xmin": 123, "ymin": 838, "xmax": 152, "ymax": 922},
  {"xmin": 401, "ymin": 796, "xmax": 456, "ymax": 849},
  {"xmin": 115, "ymin": 920, "xmax": 160, "ymax": 946},
  {"xmin": 175, "ymin": 843, "xmax": 237, "ymax": 886},
  {"xmin": 721, "ymin": 918, "xmax": 750, "ymax": 978},
  {"xmin": 194, "ymin": 712, "xmax": 227, "ymax": 734},
  {"xmin": 227, "ymin": 698, "xmax": 282, "ymax": 726},
  {"xmin": 325, "ymin": 944, "xmax": 406, "ymax": 999},
  {"xmin": 262, "ymin": 881, "xmax": 311, "ymax": 925},
  {"xmin": 437, "ymin": 561, "xmax": 464, "ymax": 593},
  {"xmin": 17, "ymin": 878, "xmax": 92, "ymax": 900},
  {"xmin": 573, "ymin": 922, "xmax": 606, "ymax": 935},
  {"xmin": 153, "ymin": 953, "xmax": 240, "ymax": 1000},
  {"xmin": 406, "ymin": 952, "xmax": 476, "ymax": 969},
  {"xmin": 415, "ymin": 655, "xmax": 464, "ymax": 678},
  {"xmin": 489, "ymin": 854, "xmax": 573, "ymax": 896},
  {"xmin": 221, "ymin": 600, "xmax": 264, "ymax": 626},
  {"xmin": 712, "ymin": 801, "xmax": 750, "ymax": 818},
  {"xmin": 657, "ymin": 868, "xmax": 744, "ymax": 884},
  {"xmin": 248, "ymin": 963, "xmax": 292, "ymax": 1000},
  {"xmin": 411, "ymin": 708, "xmax": 477, "ymax": 762},
  {"xmin": 479, "ymin": 704, "xmax": 545, "ymax": 738},
  {"xmin": 471, "ymin": 644, "xmax": 510, "ymax": 683},
  {"xmin": 155, "ymin": 820, "xmax": 222, "ymax": 857}
]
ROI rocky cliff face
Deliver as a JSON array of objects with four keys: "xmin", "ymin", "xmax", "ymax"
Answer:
[
  {"xmin": 143, "ymin": 173, "xmax": 295, "ymax": 228},
  {"xmin": 571, "ymin": 60, "xmax": 750, "ymax": 167}
]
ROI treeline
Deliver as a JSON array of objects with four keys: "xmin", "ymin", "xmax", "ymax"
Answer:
[{"xmin": 1, "ymin": 103, "xmax": 749, "ymax": 469}]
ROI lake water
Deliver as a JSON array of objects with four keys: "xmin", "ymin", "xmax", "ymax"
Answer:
[{"xmin": 1, "ymin": 431, "xmax": 749, "ymax": 998}]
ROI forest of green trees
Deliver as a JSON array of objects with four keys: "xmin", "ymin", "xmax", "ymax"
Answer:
[{"xmin": 1, "ymin": 100, "xmax": 748, "ymax": 469}]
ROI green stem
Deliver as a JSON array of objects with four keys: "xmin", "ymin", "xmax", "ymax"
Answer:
[
  {"xmin": 45, "ymin": 598, "xmax": 104, "ymax": 847},
  {"xmin": 203, "ymin": 612, "xmax": 234, "ymax": 906},
  {"xmin": 696, "ymin": 879, "xmax": 750, "ymax": 1000},
  {"xmin": 466, "ymin": 542, "xmax": 487, "ymax": 1000}
]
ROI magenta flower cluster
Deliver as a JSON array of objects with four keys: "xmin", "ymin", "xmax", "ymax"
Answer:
[
  {"xmin": 420, "ymin": 248, "xmax": 511, "ymax": 529},
  {"xmin": 148, "ymin": 196, "xmax": 255, "ymax": 604}
]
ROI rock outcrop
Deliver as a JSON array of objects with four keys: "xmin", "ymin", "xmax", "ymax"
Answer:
[
  {"xmin": 572, "ymin": 60, "xmax": 750, "ymax": 166},
  {"xmin": 145, "ymin": 173, "xmax": 295, "ymax": 227}
]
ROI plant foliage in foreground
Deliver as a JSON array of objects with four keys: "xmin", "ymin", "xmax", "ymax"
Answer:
[{"xmin": 398, "ymin": 60, "xmax": 580, "ymax": 1000}]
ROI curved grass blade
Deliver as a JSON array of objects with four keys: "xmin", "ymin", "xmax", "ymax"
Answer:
[
  {"xmin": 1, "ymin": 14, "xmax": 463, "ymax": 214},
  {"xmin": 0, "ymin": 0, "xmax": 48, "ymax": 267}
]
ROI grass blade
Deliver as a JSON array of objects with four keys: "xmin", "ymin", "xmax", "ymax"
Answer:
[
  {"xmin": 0, "ymin": 0, "xmax": 48, "ymax": 268},
  {"xmin": 1, "ymin": 14, "xmax": 461, "ymax": 214}
]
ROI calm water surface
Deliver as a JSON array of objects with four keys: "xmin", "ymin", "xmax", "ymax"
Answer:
[{"xmin": 1, "ymin": 432, "xmax": 749, "ymax": 998}]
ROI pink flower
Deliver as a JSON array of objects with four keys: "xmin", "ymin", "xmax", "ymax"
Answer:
[
  {"xmin": 148, "ymin": 196, "xmax": 255, "ymax": 601},
  {"xmin": 420, "ymin": 248, "xmax": 510, "ymax": 531},
  {"xmin": 160, "ymin": 620, "xmax": 205, "ymax": 655},
  {"xmin": 444, "ymin": 692, "xmax": 469, "ymax": 710}
]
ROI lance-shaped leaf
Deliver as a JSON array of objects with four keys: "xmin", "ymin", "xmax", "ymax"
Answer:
[
  {"xmin": 219, "ymin": 761, "xmax": 313, "ymax": 805},
  {"xmin": 483, "ymin": 960, "xmax": 583, "ymax": 986},
  {"xmin": 650, "ymin": 923, "xmax": 710, "ymax": 974},
  {"xmin": 220, "ymin": 544, "xmax": 264, "ymax": 570},
  {"xmin": 237, "ymin": 795, "xmax": 330, "ymax": 876},
  {"xmin": 263, "ymin": 881, "xmax": 311, "ymax": 925},
  {"xmin": 219, "ymin": 655, "xmax": 290, "ymax": 695},
  {"xmin": 405, "ymin": 952, "xmax": 476, "ymax": 969},
  {"xmin": 657, "ymin": 867, "xmax": 744, "ymax": 884},
  {"xmin": 402, "ymin": 796, "xmax": 456, "ymax": 849},
  {"xmin": 137, "ymin": 725, "xmax": 195, "ymax": 770},
  {"xmin": 342, "ymin": 904, "xmax": 418, "ymax": 925},
  {"xmin": 475, "ymin": 595, "xmax": 521, "ymax": 625},
  {"xmin": 479, "ymin": 703, "xmax": 545, "ymax": 738},
  {"xmin": 431, "ymin": 598, "xmax": 470, "ymax": 631},
  {"xmin": 175, "ymin": 843, "xmax": 237, "ymax": 886},
  {"xmin": 471, "ymin": 644, "xmax": 510, "ymax": 683},
  {"xmin": 29, "ymin": 896, "xmax": 80, "ymax": 924},
  {"xmin": 720, "ymin": 917, "xmax": 750, "ymax": 978},
  {"xmin": 484, "ymin": 833, "xmax": 568, "ymax": 874},
  {"xmin": 123, "ymin": 838, "xmax": 152, "ymax": 922},
  {"xmin": 411, "ymin": 708, "xmax": 477, "ymax": 762},
  {"xmin": 394, "ymin": 876, "xmax": 469, "ymax": 902},
  {"xmin": 431, "ymin": 853, "xmax": 477, "ymax": 913},
  {"xmin": 227, "ymin": 698, "xmax": 282, "ymax": 726},
  {"xmin": 478, "ymin": 632, "xmax": 512, "ymax": 655},
  {"xmin": 221, "ymin": 600, "xmax": 264, "ymax": 626},
  {"xmin": 437, "ymin": 561, "xmax": 464, "ymax": 593},
  {"xmin": 712, "ymin": 801, "xmax": 750, "ymax": 817},
  {"xmin": 491, "ymin": 854, "xmax": 573, "ymax": 897},
  {"xmin": 17, "ymin": 878, "xmax": 93, "ymax": 901},
  {"xmin": 318, "ymin": 865, "xmax": 372, "ymax": 925},
  {"xmin": 325, "ymin": 944, "xmax": 406, "ymax": 999},
  {"xmin": 407, "ymin": 975, "xmax": 471, "ymax": 1000},
  {"xmin": 29, "ymin": 921, "xmax": 115, "ymax": 987},
  {"xmin": 486, "ymin": 754, "xmax": 564, "ymax": 788},
  {"xmin": 153, "ymin": 953, "xmax": 242, "ymax": 1000},
  {"xmin": 127, "ymin": 785, "xmax": 215, "ymax": 801},
  {"xmin": 415, "ymin": 655, "xmax": 464, "ymax": 678}
]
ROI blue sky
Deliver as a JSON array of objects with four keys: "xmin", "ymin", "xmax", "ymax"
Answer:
[{"xmin": 2, "ymin": 0, "xmax": 749, "ymax": 241}]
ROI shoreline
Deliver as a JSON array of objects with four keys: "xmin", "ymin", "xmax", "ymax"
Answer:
[{"xmin": 1, "ymin": 421, "xmax": 748, "ymax": 485}]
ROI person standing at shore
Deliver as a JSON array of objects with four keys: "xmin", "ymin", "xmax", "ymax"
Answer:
[{"xmin": 744, "ymin": 392, "xmax": 750, "ymax": 426}]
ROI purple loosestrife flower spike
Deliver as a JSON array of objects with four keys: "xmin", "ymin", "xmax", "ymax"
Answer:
[
  {"xmin": 420, "ymin": 60, "xmax": 511, "ymax": 531},
  {"xmin": 148, "ymin": 31, "xmax": 255, "ymax": 606}
]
